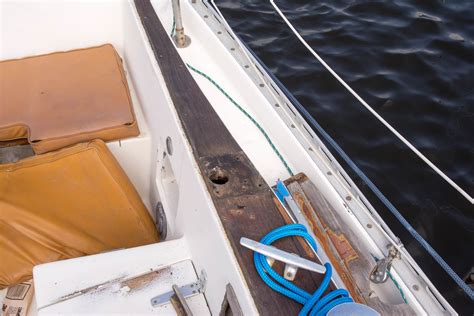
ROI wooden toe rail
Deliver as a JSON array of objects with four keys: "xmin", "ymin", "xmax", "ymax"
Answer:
[{"xmin": 134, "ymin": 1, "xmax": 333, "ymax": 314}]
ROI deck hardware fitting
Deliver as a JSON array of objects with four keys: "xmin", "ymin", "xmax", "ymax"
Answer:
[
  {"xmin": 370, "ymin": 245, "xmax": 400, "ymax": 284},
  {"xmin": 283, "ymin": 262, "xmax": 298, "ymax": 281},
  {"xmin": 171, "ymin": 0, "xmax": 191, "ymax": 48},
  {"xmin": 154, "ymin": 202, "xmax": 167, "ymax": 240},
  {"xmin": 166, "ymin": 136, "xmax": 173, "ymax": 155},
  {"xmin": 150, "ymin": 270, "xmax": 207, "ymax": 307},
  {"xmin": 240, "ymin": 238, "xmax": 326, "ymax": 274}
]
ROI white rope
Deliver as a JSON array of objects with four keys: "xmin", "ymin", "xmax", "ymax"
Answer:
[{"xmin": 270, "ymin": 0, "xmax": 473, "ymax": 204}]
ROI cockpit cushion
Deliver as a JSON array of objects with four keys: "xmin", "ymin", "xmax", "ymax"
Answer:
[
  {"xmin": 0, "ymin": 140, "xmax": 159, "ymax": 288},
  {"xmin": 0, "ymin": 44, "xmax": 139, "ymax": 154}
]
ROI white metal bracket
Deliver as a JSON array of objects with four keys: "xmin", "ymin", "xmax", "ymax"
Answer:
[
  {"xmin": 240, "ymin": 237, "xmax": 326, "ymax": 277},
  {"xmin": 150, "ymin": 270, "xmax": 207, "ymax": 307}
]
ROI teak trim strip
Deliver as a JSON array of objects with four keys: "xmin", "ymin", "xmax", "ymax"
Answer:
[{"xmin": 134, "ymin": 1, "xmax": 331, "ymax": 314}]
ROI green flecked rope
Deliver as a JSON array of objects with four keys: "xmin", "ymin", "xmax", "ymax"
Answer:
[
  {"xmin": 387, "ymin": 270, "xmax": 408, "ymax": 304},
  {"xmin": 170, "ymin": 16, "xmax": 292, "ymax": 175},
  {"xmin": 186, "ymin": 63, "xmax": 294, "ymax": 176},
  {"xmin": 171, "ymin": 17, "xmax": 176, "ymax": 37},
  {"xmin": 372, "ymin": 255, "xmax": 408, "ymax": 304}
]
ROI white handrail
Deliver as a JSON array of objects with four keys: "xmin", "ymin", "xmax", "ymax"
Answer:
[{"xmin": 270, "ymin": 0, "xmax": 473, "ymax": 204}]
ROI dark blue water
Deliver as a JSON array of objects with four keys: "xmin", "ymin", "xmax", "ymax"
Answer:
[{"xmin": 216, "ymin": 0, "xmax": 473, "ymax": 313}]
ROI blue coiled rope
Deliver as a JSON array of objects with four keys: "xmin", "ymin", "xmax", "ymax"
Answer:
[{"xmin": 253, "ymin": 224, "xmax": 353, "ymax": 316}]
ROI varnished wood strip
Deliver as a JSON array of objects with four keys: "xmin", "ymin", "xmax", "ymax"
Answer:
[{"xmin": 133, "ymin": 2, "xmax": 332, "ymax": 314}]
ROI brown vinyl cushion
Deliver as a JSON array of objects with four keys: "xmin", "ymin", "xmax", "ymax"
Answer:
[
  {"xmin": 0, "ymin": 44, "xmax": 139, "ymax": 154},
  {"xmin": 0, "ymin": 140, "xmax": 159, "ymax": 288}
]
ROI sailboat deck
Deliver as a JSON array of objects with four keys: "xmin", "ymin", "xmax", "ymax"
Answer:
[{"xmin": 135, "ymin": 1, "xmax": 334, "ymax": 313}]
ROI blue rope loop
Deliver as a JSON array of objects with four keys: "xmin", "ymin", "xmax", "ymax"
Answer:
[{"xmin": 253, "ymin": 224, "xmax": 353, "ymax": 316}]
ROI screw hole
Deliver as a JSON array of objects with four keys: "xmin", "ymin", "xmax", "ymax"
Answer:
[{"xmin": 209, "ymin": 167, "xmax": 229, "ymax": 185}]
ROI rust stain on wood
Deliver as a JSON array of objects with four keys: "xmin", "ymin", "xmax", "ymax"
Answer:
[
  {"xmin": 327, "ymin": 229, "xmax": 359, "ymax": 264},
  {"xmin": 291, "ymin": 190, "xmax": 366, "ymax": 303}
]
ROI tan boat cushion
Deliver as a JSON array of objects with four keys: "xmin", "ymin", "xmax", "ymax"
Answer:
[
  {"xmin": 0, "ymin": 140, "xmax": 159, "ymax": 288},
  {"xmin": 0, "ymin": 44, "xmax": 139, "ymax": 154}
]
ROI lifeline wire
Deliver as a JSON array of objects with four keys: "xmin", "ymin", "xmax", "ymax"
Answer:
[
  {"xmin": 266, "ymin": 1, "xmax": 474, "ymax": 299},
  {"xmin": 245, "ymin": 45, "xmax": 474, "ymax": 301},
  {"xmin": 270, "ymin": 0, "xmax": 473, "ymax": 205}
]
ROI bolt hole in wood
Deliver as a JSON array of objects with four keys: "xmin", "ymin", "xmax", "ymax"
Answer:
[{"xmin": 209, "ymin": 167, "xmax": 229, "ymax": 185}]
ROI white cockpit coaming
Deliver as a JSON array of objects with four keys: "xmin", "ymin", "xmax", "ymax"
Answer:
[{"xmin": 0, "ymin": 0, "xmax": 456, "ymax": 315}]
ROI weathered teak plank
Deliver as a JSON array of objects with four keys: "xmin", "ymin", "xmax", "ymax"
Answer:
[
  {"xmin": 133, "ymin": 1, "xmax": 332, "ymax": 314},
  {"xmin": 285, "ymin": 173, "xmax": 414, "ymax": 315}
]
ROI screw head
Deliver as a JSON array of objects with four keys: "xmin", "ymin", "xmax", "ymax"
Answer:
[{"xmin": 166, "ymin": 137, "xmax": 173, "ymax": 155}]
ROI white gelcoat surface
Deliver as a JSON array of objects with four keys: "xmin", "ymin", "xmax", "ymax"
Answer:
[{"xmin": 33, "ymin": 240, "xmax": 210, "ymax": 315}]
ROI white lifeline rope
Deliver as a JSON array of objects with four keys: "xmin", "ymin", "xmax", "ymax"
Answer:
[{"xmin": 270, "ymin": 0, "xmax": 473, "ymax": 204}]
